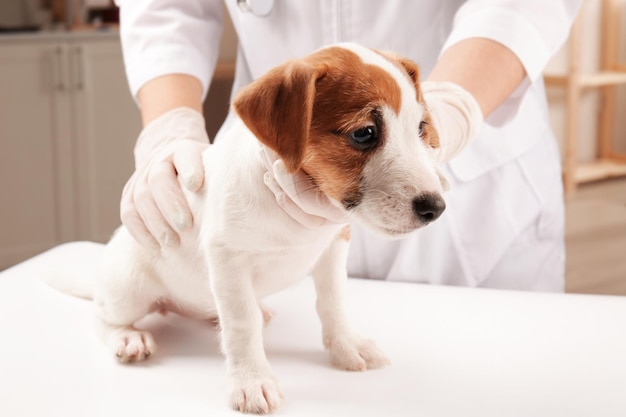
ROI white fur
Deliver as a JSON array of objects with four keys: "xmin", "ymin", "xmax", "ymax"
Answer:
[{"xmin": 45, "ymin": 43, "xmax": 446, "ymax": 414}]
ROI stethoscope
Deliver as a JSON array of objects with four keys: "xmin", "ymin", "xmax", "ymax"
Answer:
[{"xmin": 237, "ymin": 0, "xmax": 274, "ymax": 16}]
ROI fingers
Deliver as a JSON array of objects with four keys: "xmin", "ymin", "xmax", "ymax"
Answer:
[
  {"xmin": 120, "ymin": 162, "xmax": 189, "ymax": 250},
  {"xmin": 263, "ymin": 172, "xmax": 331, "ymax": 229},
  {"xmin": 120, "ymin": 174, "xmax": 162, "ymax": 251},
  {"xmin": 147, "ymin": 160, "xmax": 194, "ymax": 233},
  {"xmin": 421, "ymin": 81, "xmax": 483, "ymax": 163},
  {"xmin": 272, "ymin": 159, "xmax": 314, "ymax": 204},
  {"xmin": 271, "ymin": 160, "xmax": 351, "ymax": 224},
  {"xmin": 124, "ymin": 108, "xmax": 209, "ymax": 250},
  {"xmin": 260, "ymin": 146, "xmax": 344, "ymax": 226},
  {"xmin": 121, "ymin": 208, "xmax": 162, "ymax": 251},
  {"xmin": 435, "ymin": 165, "xmax": 451, "ymax": 192},
  {"xmin": 173, "ymin": 141, "xmax": 208, "ymax": 192}
]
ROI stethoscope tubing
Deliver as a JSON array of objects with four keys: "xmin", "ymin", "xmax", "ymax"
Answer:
[{"xmin": 237, "ymin": 0, "xmax": 275, "ymax": 16}]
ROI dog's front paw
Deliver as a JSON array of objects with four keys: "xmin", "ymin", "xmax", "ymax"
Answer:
[
  {"xmin": 110, "ymin": 327, "xmax": 157, "ymax": 363},
  {"xmin": 325, "ymin": 336, "xmax": 390, "ymax": 371},
  {"xmin": 230, "ymin": 373, "xmax": 283, "ymax": 414}
]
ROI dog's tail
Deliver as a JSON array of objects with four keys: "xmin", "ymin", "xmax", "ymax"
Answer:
[
  {"xmin": 42, "ymin": 268, "xmax": 94, "ymax": 300},
  {"xmin": 40, "ymin": 242, "xmax": 102, "ymax": 300}
]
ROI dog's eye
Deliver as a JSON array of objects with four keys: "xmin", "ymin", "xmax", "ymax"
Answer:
[
  {"xmin": 349, "ymin": 126, "xmax": 378, "ymax": 149},
  {"xmin": 419, "ymin": 121, "xmax": 428, "ymax": 138}
]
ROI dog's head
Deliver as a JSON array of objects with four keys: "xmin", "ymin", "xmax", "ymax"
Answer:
[{"xmin": 233, "ymin": 43, "xmax": 448, "ymax": 238}]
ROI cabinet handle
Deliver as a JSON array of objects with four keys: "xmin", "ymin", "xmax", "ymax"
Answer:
[
  {"xmin": 74, "ymin": 46, "xmax": 84, "ymax": 91},
  {"xmin": 55, "ymin": 46, "xmax": 65, "ymax": 91}
]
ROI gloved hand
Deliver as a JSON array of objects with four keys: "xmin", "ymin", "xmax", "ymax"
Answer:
[
  {"xmin": 121, "ymin": 107, "xmax": 210, "ymax": 250},
  {"xmin": 421, "ymin": 81, "xmax": 484, "ymax": 163},
  {"xmin": 260, "ymin": 146, "xmax": 351, "ymax": 229}
]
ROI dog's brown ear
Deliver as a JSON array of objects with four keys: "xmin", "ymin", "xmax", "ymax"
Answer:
[{"xmin": 233, "ymin": 61, "xmax": 323, "ymax": 173}]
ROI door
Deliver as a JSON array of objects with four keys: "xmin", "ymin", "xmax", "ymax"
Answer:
[
  {"xmin": 71, "ymin": 38, "xmax": 141, "ymax": 242},
  {"xmin": 0, "ymin": 40, "xmax": 75, "ymax": 269}
]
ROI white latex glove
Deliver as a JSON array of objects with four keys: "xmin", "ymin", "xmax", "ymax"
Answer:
[
  {"xmin": 121, "ymin": 107, "xmax": 209, "ymax": 250},
  {"xmin": 421, "ymin": 81, "xmax": 484, "ymax": 163},
  {"xmin": 260, "ymin": 146, "xmax": 351, "ymax": 229}
]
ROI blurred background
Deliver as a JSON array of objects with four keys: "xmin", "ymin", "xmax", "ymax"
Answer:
[{"xmin": 0, "ymin": 0, "xmax": 625, "ymax": 295}]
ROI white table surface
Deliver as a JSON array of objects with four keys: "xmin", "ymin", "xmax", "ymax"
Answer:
[{"xmin": 1, "ymin": 242, "xmax": 625, "ymax": 417}]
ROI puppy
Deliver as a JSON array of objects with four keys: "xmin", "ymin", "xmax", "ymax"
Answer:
[{"xmin": 46, "ymin": 43, "xmax": 448, "ymax": 414}]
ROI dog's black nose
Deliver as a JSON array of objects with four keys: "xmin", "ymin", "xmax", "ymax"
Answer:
[{"xmin": 412, "ymin": 193, "xmax": 446, "ymax": 223}]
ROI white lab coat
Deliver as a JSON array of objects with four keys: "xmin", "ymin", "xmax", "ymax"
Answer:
[{"xmin": 115, "ymin": 0, "xmax": 583, "ymax": 291}]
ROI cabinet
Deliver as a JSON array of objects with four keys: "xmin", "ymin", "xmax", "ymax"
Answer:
[
  {"xmin": 0, "ymin": 32, "xmax": 141, "ymax": 269},
  {"xmin": 544, "ymin": 0, "xmax": 626, "ymax": 193}
]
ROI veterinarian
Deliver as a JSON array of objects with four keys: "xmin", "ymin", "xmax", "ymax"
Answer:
[{"xmin": 114, "ymin": 0, "xmax": 583, "ymax": 292}]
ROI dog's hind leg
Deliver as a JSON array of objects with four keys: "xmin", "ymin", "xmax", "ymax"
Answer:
[
  {"xmin": 95, "ymin": 299, "xmax": 157, "ymax": 364},
  {"xmin": 93, "ymin": 260, "xmax": 161, "ymax": 363}
]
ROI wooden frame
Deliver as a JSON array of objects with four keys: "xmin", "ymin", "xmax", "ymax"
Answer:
[{"xmin": 544, "ymin": 0, "xmax": 626, "ymax": 193}]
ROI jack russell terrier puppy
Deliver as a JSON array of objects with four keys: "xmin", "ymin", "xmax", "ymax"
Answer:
[{"xmin": 46, "ymin": 43, "xmax": 448, "ymax": 414}]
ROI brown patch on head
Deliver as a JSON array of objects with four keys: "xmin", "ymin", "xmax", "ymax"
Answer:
[
  {"xmin": 374, "ymin": 50, "xmax": 440, "ymax": 149},
  {"xmin": 375, "ymin": 50, "xmax": 421, "ymax": 95},
  {"xmin": 233, "ymin": 45, "xmax": 406, "ymax": 210},
  {"xmin": 419, "ymin": 111, "xmax": 440, "ymax": 148},
  {"xmin": 300, "ymin": 47, "xmax": 404, "ymax": 209}
]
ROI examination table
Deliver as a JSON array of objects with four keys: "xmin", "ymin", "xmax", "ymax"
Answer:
[{"xmin": 1, "ymin": 242, "xmax": 625, "ymax": 416}]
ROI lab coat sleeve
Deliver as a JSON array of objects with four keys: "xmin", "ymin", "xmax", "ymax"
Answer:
[
  {"xmin": 442, "ymin": 0, "xmax": 583, "ymax": 82},
  {"xmin": 113, "ymin": 0, "xmax": 224, "ymax": 100}
]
